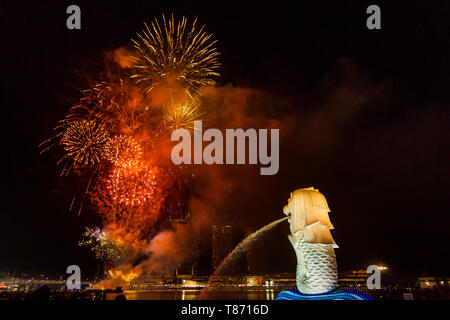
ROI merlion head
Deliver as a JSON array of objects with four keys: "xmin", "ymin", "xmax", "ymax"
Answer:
[{"xmin": 283, "ymin": 187, "xmax": 337, "ymax": 247}]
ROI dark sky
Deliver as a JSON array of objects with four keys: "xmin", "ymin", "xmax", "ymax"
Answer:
[{"xmin": 1, "ymin": 1, "xmax": 449, "ymax": 280}]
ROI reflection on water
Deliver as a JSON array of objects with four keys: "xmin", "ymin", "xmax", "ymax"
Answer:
[{"xmin": 125, "ymin": 289, "xmax": 277, "ymax": 300}]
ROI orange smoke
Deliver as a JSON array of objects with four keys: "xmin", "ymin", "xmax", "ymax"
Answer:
[
  {"xmin": 94, "ymin": 224, "xmax": 192, "ymax": 289},
  {"xmin": 112, "ymin": 47, "xmax": 134, "ymax": 68}
]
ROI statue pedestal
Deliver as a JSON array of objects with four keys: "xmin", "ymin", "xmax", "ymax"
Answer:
[{"xmin": 275, "ymin": 290, "xmax": 372, "ymax": 300}]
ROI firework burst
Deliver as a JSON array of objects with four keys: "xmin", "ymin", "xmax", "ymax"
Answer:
[
  {"xmin": 105, "ymin": 163, "xmax": 159, "ymax": 208},
  {"xmin": 60, "ymin": 120, "xmax": 109, "ymax": 169},
  {"xmin": 78, "ymin": 227, "xmax": 124, "ymax": 264},
  {"xmin": 104, "ymin": 135, "xmax": 143, "ymax": 165},
  {"xmin": 62, "ymin": 81, "xmax": 145, "ymax": 134},
  {"xmin": 131, "ymin": 14, "xmax": 220, "ymax": 99},
  {"xmin": 163, "ymin": 100, "xmax": 206, "ymax": 131}
]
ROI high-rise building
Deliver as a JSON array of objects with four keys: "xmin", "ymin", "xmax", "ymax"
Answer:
[
  {"xmin": 211, "ymin": 225, "xmax": 233, "ymax": 270},
  {"xmin": 166, "ymin": 175, "xmax": 192, "ymax": 224}
]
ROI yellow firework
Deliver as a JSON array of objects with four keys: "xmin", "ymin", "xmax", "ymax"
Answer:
[
  {"xmin": 163, "ymin": 101, "xmax": 206, "ymax": 131},
  {"xmin": 61, "ymin": 120, "xmax": 109, "ymax": 168},
  {"xmin": 131, "ymin": 14, "xmax": 220, "ymax": 99}
]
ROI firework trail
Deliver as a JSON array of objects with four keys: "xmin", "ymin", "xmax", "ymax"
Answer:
[{"xmin": 64, "ymin": 81, "xmax": 146, "ymax": 135}]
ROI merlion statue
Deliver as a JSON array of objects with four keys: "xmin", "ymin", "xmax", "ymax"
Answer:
[
  {"xmin": 276, "ymin": 187, "xmax": 371, "ymax": 300},
  {"xmin": 283, "ymin": 187, "xmax": 338, "ymax": 294}
]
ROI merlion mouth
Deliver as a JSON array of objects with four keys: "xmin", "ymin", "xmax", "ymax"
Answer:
[
  {"xmin": 283, "ymin": 204, "xmax": 291, "ymax": 220},
  {"xmin": 283, "ymin": 204, "xmax": 289, "ymax": 214}
]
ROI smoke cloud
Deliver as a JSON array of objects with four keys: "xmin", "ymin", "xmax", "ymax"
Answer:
[
  {"xmin": 110, "ymin": 47, "xmax": 134, "ymax": 68},
  {"xmin": 96, "ymin": 224, "xmax": 192, "ymax": 289},
  {"xmin": 138, "ymin": 224, "xmax": 192, "ymax": 276},
  {"xmin": 188, "ymin": 58, "xmax": 389, "ymax": 228}
]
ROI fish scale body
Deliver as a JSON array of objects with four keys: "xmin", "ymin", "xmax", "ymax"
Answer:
[{"xmin": 294, "ymin": 231, "xmax": 337, "ymax": 294}]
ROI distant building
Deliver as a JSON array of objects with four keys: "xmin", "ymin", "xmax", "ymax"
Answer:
[
  {"xmin": 418, "ymin": 276, "xmax": 450, "ymax": 288},
  {"xmin": 338, "ymin": 266, "xmax": 391, "ymax": 289},
  {"xmin": 211, "ymin": 225, "xmax": 233, "ymax": 270},
  {"xmin": 166, "ymin": 174, "xmax": 192, "ymax": 224},
  {"xmin": 338, "ymin": 269, "xmax": 370, "ymax": 288}
]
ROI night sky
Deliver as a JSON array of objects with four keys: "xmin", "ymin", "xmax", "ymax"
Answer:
[{"xmin": 1, "ymin": 1, "xmax": 449, "ymax": 280}]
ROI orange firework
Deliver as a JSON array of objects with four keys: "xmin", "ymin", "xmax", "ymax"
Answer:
[
  {"xmin": 90, "ymin": 133, "xmax": 172, "ymax": 246},
  {"xmin": 60, "ymin": 80, "xmax": 148, "ymax": 137},
  {"xmin": 105, "ymin": 162, "xmax": 158, "ymax": 208},
  {"xmin": 104, "ymin": 135, "xmax": 143, "ymax": 165},
  {"xmin": 91, "ymin": 163, "xmax": 171, "ymax": 247}
]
